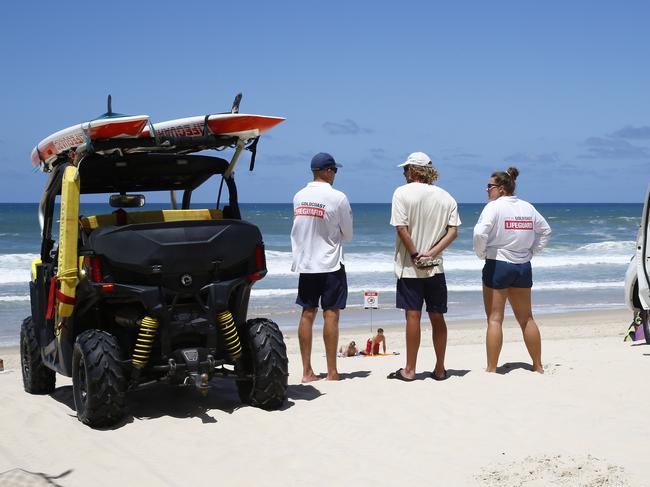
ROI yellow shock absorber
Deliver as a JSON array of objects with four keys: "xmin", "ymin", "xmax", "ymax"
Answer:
[
  {"xmin": 132, "ymin": 316, "xmax": 159, "ymax": 368},
  {"xmin": 216, "ymin": 311, "xmax": 242, "ymax": 360}
]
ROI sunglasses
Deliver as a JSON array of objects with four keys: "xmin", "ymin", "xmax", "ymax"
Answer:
[
  {"xmin": 487, "ymin": 183, "xmax": 501, "ymax": 189},
  {"xmin": 327, "ymin": 167, "xmax": 338, "ymax": 174}
]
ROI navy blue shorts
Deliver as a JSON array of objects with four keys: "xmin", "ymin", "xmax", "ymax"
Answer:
[
  {"xmin": 482, "ymin": 259, "xmax": 533, "ymax": 289},
  {"xmin": 396, "ymin": 274, "xmax": 448, "ymax": 313},
  {"xmin": 296, "ymin": 265, "xmax": 348, "ymax": 310}
]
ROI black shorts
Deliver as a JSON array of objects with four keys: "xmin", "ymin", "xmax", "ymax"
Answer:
[
  {"xmin": 296, "ymin": 265, "xmax": 348, "ymax": 310},
  {"xmin": 482, "ymin": 259, "xmax": 533, "ymax": 289},
  {"xmin": 396, "ymin": 274, "xmax": 448, "ymax": 313}
]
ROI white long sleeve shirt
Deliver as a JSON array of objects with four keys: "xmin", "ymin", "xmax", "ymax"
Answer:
[
  {"xmin": 291, "ymin": 181, "xmax": 353, "ymax": 273},
  {"xmin": 473, "ymin": 196, "xmax": 551, "ymax": 263}
]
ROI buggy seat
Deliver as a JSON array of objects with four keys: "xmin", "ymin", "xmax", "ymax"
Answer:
[{"xmin": 79, "ymin": 209, "xmax": 223, "ymax": 234}]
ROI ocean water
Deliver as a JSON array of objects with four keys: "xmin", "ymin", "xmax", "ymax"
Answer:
[{"xmin": 0, "ymin": 202, "xmax": 641, "ymax": 345}]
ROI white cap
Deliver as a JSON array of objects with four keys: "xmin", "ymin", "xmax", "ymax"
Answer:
[{"xmin": 397, "ymin": 151, "xmax": 432, "ymax": 167}]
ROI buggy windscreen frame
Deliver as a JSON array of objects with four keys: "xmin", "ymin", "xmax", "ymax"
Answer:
[{"xmin": 37, "ymin": 150, "xmax": 243, "ymax": 263}]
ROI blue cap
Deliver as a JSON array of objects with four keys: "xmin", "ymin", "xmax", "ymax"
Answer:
[{"xmin": 311, "ymin": 152, "xmax": 342, "ymax": 170}]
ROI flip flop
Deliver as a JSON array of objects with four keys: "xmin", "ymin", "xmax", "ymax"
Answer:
[
  {"xmin": 430, "ymin": 369, "xmax": 448, "ymax": 381},
  {"xmin": 387, "ymin": 368, "xmax": 415, "ymax": 382}
]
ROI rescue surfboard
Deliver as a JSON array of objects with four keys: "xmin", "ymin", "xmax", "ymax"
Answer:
[
  {"xmin": 140, "ymin": 113, "xmax": 285, "ymax": 139},
  {"xmin": 31, "ymin": 96, "xmax": 149, "ymax": 167}
]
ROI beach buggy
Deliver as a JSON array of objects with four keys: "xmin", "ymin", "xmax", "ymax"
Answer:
[{"xmin": 21, "ymin": 95, "xmax": 289, "ymax": 427}]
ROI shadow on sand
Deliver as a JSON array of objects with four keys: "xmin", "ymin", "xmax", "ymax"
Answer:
[
  {"xmin": 50, "ymin": 385, "xmax": 75, "ymax": 411},
  {"xmin": 49, "ymin": 376, "xmax": 327, "ymax": 429},
  {"xmin": 443, "ymin": 368, "xmax": 471, "ymax": 379},
  {"xmin": 0, "ymin": 468, "xmax": 73, "ymax": 486},
  {"xmin": 496, "ymin": 362, "xmax": 534, "ymax": 374},
  {"xmin": 321, "ymin": 370, "xmax": 372, "ymax": 381},
  {"xmin": 386, "ymin": 368, "xmax": 471, "ymax": 381},
  {"xmin": 286, "ymin": 383, "xmax": 324, "ymax": 401}
]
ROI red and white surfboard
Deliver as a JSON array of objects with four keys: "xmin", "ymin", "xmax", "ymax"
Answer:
[
  {"xmin": 31, "ymin": 115, "xmax": 150, "ymax": 167},
  {"xmin": 140, "ymin": 113, "xmax": 285, "ymax": 139},
  {"xmin": 31, "ymin": 112, "xmax": 285, "ymax": 167}
]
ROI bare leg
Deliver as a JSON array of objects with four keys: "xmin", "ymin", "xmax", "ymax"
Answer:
[
  {"xmin": 298, "ymin": 308, "xmax": 319, "ymax": 382},
  {"xmin": 401, "ymin": 310, "xmax": 421, "ymax": 380},
  {"xmin": 482, "ymin": 281, "xmax": 492, "ymax": 317},
  {"xmin": 323, "ymin": 309, "xmax": 340, "ymax": 380},
  {"xmin": 483, "ymin": 285, "xmax": 508, "ymax": 372},
  {"xmin": 428, "ymin": 312, "xmax": 447, "ymax": 379},
  {"xmin": 508, "ymin": 288, "xmax": 543, "ymax": 374}
]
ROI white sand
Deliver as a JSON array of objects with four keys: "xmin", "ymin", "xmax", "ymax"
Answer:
[{"xmin": 1, "ymin": 309, "xmax": 649, "ymax": 486}]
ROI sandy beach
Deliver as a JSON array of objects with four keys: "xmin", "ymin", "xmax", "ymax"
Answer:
[{"xmin": 1, "ymin": 308, "xmax": 649, "ymax": 486}]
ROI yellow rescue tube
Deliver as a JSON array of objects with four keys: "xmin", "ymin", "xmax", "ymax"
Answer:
[{"xmin": 56, "ymin": 165, "xmax": 80, "ymax": 317}]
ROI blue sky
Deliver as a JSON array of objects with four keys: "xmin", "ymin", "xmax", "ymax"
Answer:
[{"xmin": 1, "ymin": 1, "xmax": 649, "ymax": 203}]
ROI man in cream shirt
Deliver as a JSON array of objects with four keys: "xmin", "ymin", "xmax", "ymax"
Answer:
[
  {"xmin": 291, "ymin": 152, "xmax": 353, "ymax": 382},
  {"xmin": 388, "ymin": 152, "xmax": 461, "ymax": 382}
]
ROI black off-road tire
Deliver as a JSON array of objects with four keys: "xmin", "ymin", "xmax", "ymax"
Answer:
[
  {"xmin": 72, "ymin": 330, "xmax": 126, "ymax": 427},
  {"xmin": 20, "ymin": 316, "xmax": 55, "ymax": 394},
  {"xmin": 236, "ymin": 318, "xmax": 288, "ymax": 410}
]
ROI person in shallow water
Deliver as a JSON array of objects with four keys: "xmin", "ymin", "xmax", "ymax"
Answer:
[{"xmin": 473, "ymin": 166, "xmax": 551, "ymax": 374}]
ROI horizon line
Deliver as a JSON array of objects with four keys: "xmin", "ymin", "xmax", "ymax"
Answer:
[{"xmin": 0, "ymin": 201, "xmax": 643, "ymax": 205}]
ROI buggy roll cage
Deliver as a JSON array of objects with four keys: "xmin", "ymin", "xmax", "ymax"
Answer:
[{"xmin": 37, "ymin": 132, "xmax": 260, "ymax": 264}]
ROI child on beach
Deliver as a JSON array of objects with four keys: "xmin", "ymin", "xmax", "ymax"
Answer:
[
  {"xmin": 362, "ymin": 328, "xmax": 387, "ymax": 355},
  {"xmin": 338, "ymin": 341, "xmax": 358, "ymax": 357}
]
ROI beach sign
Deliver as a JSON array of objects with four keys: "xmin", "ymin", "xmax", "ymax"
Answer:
[
  {"xmin": 363, "ymin": 290, "xmax": 379, "ymax": 309},
  {"xmin": 363, "ymin": 290, "xmax": 379, "ymax": 333}
]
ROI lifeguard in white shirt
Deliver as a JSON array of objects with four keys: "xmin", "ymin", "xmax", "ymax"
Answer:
[
  {"xmin": 473, "ymin": 167, "xmax": 551, "ymax": 375},
  {"xmin": 290, "ymin": 152, "xmax": 353, "ymax": 384},
  {"xmin": 473, "ymin": 195, "xmax": 551, "ymax": 263},
  {"xmin": 291, "ymin": 184, "xmax": 352, "ymax": 273}
]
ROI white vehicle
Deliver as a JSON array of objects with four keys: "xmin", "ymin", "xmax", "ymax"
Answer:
[{"xmin": 625, "ymin": 183, "xmax": 650, "ymax": 343}]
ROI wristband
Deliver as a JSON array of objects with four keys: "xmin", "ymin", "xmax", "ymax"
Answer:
[{"xmin": 410, "ymin": 252, "xmax": 418, "ymax": 259}]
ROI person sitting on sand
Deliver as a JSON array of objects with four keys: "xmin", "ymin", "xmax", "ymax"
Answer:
[
  {"xmin": 338, "ymin": 341, "xmax": 358, "ymax": 357},
  {"xmin": 362, "ymin": 328, "xmax": 387, "ymax": 355}
]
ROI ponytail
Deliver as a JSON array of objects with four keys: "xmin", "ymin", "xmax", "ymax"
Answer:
[{"xmin": 491, "ymin": 167, "xmax": 518, "ymax": 194}]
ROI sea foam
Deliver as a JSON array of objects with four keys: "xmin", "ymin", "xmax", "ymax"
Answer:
[
  {"xmin": 264, "ymin": 243, "xmax": 634, "ymax": 276},
  {"xmin": 0, "ymin": 239, "xmax": 633, "ymax": 292},
  {"xmin": 0, "ymin": 253, "xmax": 39, "ymax": 284}
]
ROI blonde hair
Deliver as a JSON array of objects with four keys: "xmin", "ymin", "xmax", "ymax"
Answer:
[{"xmin": 409, "ymin": 165, "xmax": 439, "ymax": 185}]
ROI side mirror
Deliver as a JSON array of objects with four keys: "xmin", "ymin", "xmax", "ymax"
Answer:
[{"xmin": 109, "ymin": 194, "xmax": 145, "ymax": 208}]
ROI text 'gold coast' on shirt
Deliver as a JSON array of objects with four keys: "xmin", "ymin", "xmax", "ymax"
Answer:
[{"xmin": 291, "ymin": 181, "xmax": 353, "ymax": 274}]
